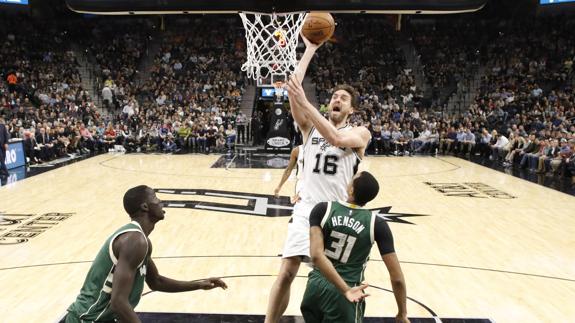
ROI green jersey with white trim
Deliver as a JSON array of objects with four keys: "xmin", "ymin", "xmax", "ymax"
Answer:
[
  {"xmin": 316, "ymin": 201, "xmax": 375, "ymax": 283},
  {"xmin": 67, "ymin": 221, "xmax": 149, "ymax": 322}
]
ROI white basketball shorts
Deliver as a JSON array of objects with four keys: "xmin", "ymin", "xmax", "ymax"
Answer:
[{"xmin": 281, "ymin": 201, "xmax": 316, "ymax": 260}]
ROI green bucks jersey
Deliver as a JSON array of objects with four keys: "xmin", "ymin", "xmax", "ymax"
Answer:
[
  {"xmin": 67, "ymin": 221, "xmax": 149, "ymax": 322},
  {"xmin": 316, "ymin": 201, "xmax": 375, "ymax": 283}
]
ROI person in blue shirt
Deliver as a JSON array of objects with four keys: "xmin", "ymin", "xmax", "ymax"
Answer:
[
  {"xmin": 454, "ymin": 127, "xmax": 466, "ymax": 154},
  {"xmin": 460, "ymin": 128, "xmax": 476, "ymax": 156}
]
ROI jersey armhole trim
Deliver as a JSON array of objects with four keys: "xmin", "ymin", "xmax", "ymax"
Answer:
[
  {"xmin": 352, "ymin": 149, "xmax": 363, "ymax": 161},
  {"xmin": 303, "ymin": 126, "xmax": 316, "ymax": 148},
  {"xmin": 370, "ymin": 213, "xmax": 376, "ymax": 244},
  {"xmin": 108, "ymin": 225, "xmax": 149, "ymax": 267},
  {"xmin": 320, "ymin": 201, "xmax": 332, "ymax": 228}
]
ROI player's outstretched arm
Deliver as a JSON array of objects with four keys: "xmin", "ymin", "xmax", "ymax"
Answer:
[
  {"xmin": 289, "ymin": 35, "xmax": 321, "ymax": 135},
  {"xmin": 286, "ymin": 75, "xmax": 371, "ymax": 149},
  {"xmin": 146, "ymin": 258, "xmax": 227, "ymax": 292},
  {"xmin": 293, "ymin": 35, "xmax": 320, "ymax": 83},
  {"xmin": 274, "ymin": 146, "xmax": 299, "ymax": 197},
  {"xmin": 110, "ymin": 232, "xmax": 148, "ymax": 323}
]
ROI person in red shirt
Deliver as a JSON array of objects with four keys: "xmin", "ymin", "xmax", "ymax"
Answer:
[
  {"xmin": 6, "ymin": 72, "xmax": 17, "ymax": 94},
  {"xmin": 104, "ymin": 124, "xmax": 117, "ymax": 151}
]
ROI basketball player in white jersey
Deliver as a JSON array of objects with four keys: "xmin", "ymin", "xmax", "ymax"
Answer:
[{"xmin": 265, "ymin": 36, "xmax": 371, "ymax": 323}]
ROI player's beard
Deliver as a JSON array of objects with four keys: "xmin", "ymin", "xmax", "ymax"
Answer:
[{"xmin": 329, "ymin": 110, "xmax": 349, "ymax": 125}]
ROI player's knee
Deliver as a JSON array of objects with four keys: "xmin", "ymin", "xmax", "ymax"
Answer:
[{"xmin": 277, "ymin": 268, "xmax": 297, "ymax": 284}]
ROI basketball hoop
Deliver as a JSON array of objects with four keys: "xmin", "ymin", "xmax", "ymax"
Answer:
[{"xmin": 239, "ymin": 12, "xmax": 307, "ymax": 85}]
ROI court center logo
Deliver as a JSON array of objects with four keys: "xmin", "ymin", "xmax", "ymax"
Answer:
[{"xmin": 155, "ymin": 189, "xmax": 429, "ymax": 224}]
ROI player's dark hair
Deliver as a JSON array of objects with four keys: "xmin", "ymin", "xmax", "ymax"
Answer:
[
  {"xmin": 352, "ymin": 172, "xmax": 379, "ymax": 206},
  {"xmin": 333, "ymin": 84, "xmax": 359, "ymax": 109},
  {"xmin": 123, "ymin": 185, "xmax": 151, "ymax": 217}
]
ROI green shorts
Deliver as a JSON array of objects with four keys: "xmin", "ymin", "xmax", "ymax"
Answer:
[{"xmin": 300, "ymin": 272, "xmax": 366, "ymax": 323}]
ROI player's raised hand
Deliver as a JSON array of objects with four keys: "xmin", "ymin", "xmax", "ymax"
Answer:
[
  {"xmin": 344, "ymin": 283, "xmax": 370, "ymax": 303},
  {"xmin": 198, "ymin": 278, "xmax": 228, "ymax": 290},
  {"xmin": 300, "ymin": 32, "xmax": 321, "ymax": 51}
]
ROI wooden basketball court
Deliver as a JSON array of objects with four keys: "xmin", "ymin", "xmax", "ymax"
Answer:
[{"xmin": 1, "ymin": 153, "xmax": 574, "ymax": 322}]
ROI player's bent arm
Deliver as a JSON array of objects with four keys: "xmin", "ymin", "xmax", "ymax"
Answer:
[
  {"xmin": 275, "ymin": 147, "xmax": 299, "ymax": 196},
  {"xmin": 332, "ymin": 127, "xmax": 371, "ymax": 150},
  {"xmin": 110, "ymin": 232, "xmax": 148, "ymax": 323},
  {"xmin": 287, "ymin": 78, "xmax": 370, "ymax": 148},
  {"xmin": 307, "ymin": 203, "xmax": 351, "ymax": 294},
  {"xmin": 301, "ymin": 97, "xmax": 370, "ymax": 148},
  {"xmin": 309, "ymin": 226, "xmax": 351, "ymax": 294},
  {"xmin": 146, "ymin": 258, "xmax": 227, "ymax": 292}
]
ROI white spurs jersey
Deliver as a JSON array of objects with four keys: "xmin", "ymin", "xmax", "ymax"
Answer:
[{"xmin": 299, "ymin": 126, "xmax": 361, "ymax": 204}]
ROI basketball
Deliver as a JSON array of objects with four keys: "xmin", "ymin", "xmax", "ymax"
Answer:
[{"xmin": 302, "ymin": 12, "xmax": 335, "ymax": 44}]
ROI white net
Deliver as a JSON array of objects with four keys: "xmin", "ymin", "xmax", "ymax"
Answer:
[{"xmin": 239, "ymin": 12, "xmax": 308, "ymax": 84}]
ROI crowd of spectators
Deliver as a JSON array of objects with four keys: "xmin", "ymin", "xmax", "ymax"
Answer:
[
  {"xmin": 462, "ymin": 16, "xmax": 575, "ymax": 177},
  {"xmin": 119, "ymin": 16, "xmax": 247, "ymax": 152},
  {"xmin": 1, "ymin": 13, "xmax": 573, "ymax": 182},
  {"xmin": 311, "ymin": 17, "xmax": 420, "ymax": 114},
  {"xmin": 77, "ymin": 18, "xmax": 153, "ymax": 113},
  {"xmin": 409, "ymin": 18, "xmax": 484, "ymax": 106},
  {"xmin": 104, "ymin": 17, "xmax": 248, "ymax": 154},
  {"xmin": 1, "ymin": 16, "xmax": 249, "ymax": 163},
  {"xmin": 306, "ymin": 16, "xmax": 574, "ymax": 180},
  {"xmin": 0, "ymin": 15, "xmax": 102, "ymax": 164}
]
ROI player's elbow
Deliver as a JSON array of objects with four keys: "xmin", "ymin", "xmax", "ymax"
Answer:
[
  {"xmin": 146, "ymin": 276, "xmax": 162, "ymax": 291},
  {"xmin": 310, "ymin": 255, "xmax": 320, "ymax": 264},
  {"xmin": 310, "ymin": 251, "xmax": 323, "ymax": 265},
  {"xmin": 147, "ymin": 280, "xmax": 159, "ymax": 292}
]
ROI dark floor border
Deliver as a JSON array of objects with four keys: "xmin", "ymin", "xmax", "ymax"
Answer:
[{"xmin": 136, "ymin": 312, "xmax": 493, "ymax": 323}]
